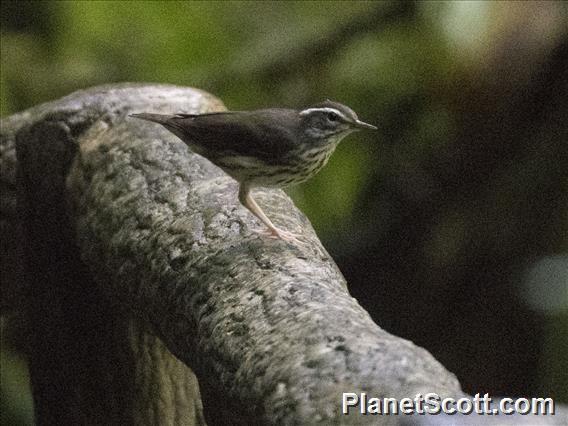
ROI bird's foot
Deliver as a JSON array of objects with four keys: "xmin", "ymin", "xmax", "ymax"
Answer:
[{"xmin": 254, "ymin": 227, "xmax": 304, "ymax": 244}]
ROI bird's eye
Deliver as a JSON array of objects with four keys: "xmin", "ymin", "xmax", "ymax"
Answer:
[{"xmin": 327, "ymin": 112, "xmax": 339, "ymax": 122}]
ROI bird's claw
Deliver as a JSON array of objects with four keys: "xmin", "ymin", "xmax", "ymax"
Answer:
[{"xmin": 254, "ymin": 228, "xmax": 305, "ymax": 245}]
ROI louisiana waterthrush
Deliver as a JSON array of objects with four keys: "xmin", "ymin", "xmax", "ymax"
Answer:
[{"xmin": 131, "ymin": 101, "xmax": 376, "ymax": 242}]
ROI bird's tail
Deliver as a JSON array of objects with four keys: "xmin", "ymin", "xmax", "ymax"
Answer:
[{"xmin": 129, "ymin": 113, "xmax": 173, "ymax": 125}]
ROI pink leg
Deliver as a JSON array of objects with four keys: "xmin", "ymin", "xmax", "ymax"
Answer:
[{"xmin": 238, "ymin": 185, "xmax": 301, "ymax": 243}]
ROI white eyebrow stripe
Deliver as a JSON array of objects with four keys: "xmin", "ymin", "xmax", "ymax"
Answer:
[{"xmin": 299, "ymin": 107, "xmax": 349, "ymax": 121}]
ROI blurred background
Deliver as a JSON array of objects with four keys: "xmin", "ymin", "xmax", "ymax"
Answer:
[{"xmin": 1, "ymin": 1, "xmax": 567, "ymax": 423}]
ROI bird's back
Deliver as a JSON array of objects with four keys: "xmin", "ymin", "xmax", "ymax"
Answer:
[{"xmin": 133, "ymin": 110, "xmax": 300, "ymax": 163}]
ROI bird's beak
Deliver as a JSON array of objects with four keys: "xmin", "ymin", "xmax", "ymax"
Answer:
[{"xmin": 353, "ymin": 120, "xmax": 377, "ymax": 130}]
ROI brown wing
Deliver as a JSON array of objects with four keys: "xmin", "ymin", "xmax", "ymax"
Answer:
[{"xmin": 164, "ymin": 109, "xmax": 301, "ymax": 165}]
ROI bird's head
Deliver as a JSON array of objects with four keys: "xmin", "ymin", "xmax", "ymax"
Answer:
[{"xmin": 299, "ymin": 100, "xmax": 376, "ymax": 141}]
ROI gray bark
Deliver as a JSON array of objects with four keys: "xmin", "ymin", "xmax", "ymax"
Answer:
[{"xmin": 1, "ymin": 83, "xmax": 565, "ymax": 425}]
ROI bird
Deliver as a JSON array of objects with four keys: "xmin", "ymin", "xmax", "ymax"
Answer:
[{"xmin": 130, "ymin": 100, "xmax": 376, "ymax": 242}]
